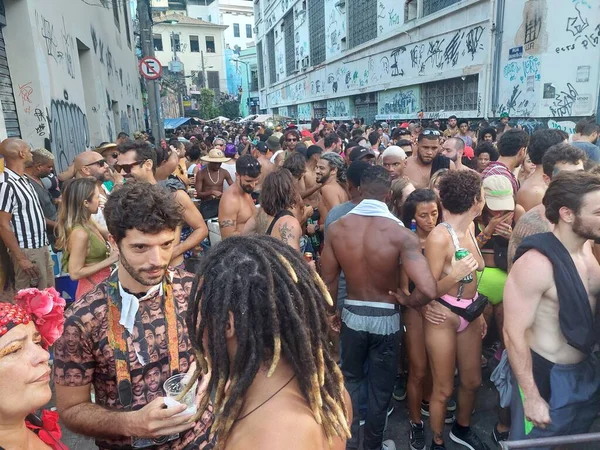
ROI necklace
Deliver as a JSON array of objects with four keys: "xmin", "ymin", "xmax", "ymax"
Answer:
[
  {"xmin": 208, "ymin": 169, "xmax": 220, "ymax": 184},
  {"xmin": 235, "ymin": 374, "xmax": 296, "ymax": 422}
]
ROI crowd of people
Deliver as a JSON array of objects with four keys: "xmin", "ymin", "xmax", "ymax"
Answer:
[{"xmin": 0, "ymin": 113, "xmax": 600, "ymax": 450}]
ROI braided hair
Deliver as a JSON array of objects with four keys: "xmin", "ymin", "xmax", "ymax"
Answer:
[{"xmin": 186, "ymin": 235, "xmax": 350, "ymax": 448}]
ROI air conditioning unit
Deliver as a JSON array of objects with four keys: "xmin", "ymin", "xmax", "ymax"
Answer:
[
  {"xmin": 301, "ymin": 57, "xmax": 309, "ymax": 68},
  {"xmin": 253, "ymin": 26, "xmax": 258, "ymax": 33}
]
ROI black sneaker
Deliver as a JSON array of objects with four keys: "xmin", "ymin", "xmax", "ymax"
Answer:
[
  {"xmin": 491, "ymin": 423, "xmax": 509, "ymax": 447},
  {"xmin": 409, "ymin": 421, "xmax": 426, "ymax": 450},
  {"xmin": 421, "ymin": 401, "xmax": 456, "ymax": 424},
  {"xmin": 393, "ymin": 375, "xmax": 407, "ymax": 401},
  {"xmin": 450, "ymin": 423, "xmax": 490, "ymax": 450},
  {"xmin": 431, "ymin": 440, "xmax": 446, "ymax": 450}
]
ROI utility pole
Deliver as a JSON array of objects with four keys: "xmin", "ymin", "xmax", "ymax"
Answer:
[
  {"xmin": 137, "ymin": 0, "xmax": 164, "ymax": 141},
  {"xmin": 201, "ymin": 50, "xmax": 207, "ymax": 89}
]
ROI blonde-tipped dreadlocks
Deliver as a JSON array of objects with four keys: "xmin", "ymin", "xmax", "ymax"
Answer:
[{"xmin": 186, "ymin": 235, "xmax": 351, "ymax": 449}]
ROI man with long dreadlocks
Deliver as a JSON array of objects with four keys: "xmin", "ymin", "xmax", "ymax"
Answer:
[
  {"xmin": 187, "ymin": 235, "xmax": 352, "ymax": 449},
  {"xmin": 321, "ymin": 165, "xmax": 437, "ymax": 450}
]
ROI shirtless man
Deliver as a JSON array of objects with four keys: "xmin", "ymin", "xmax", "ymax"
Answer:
[
  {"xmin": 504, "ymin": 171, "xmax": 600, "ymax": 445},
  {"xmin": 116, "ymin": 140, "xmax": 208, "ymax": 269},
  {"xmin": 321, "ymin": 165, "xmax": 437, "ymax": 450},
  {"xmin": 315, "ymin": 153, "xmax": 349, "ymax": 226},
  {"xmin": 195, "ymin": 148, "xmax": 234, "ymax": 220},
  {"xmin": 516, "ymin": 129, "xmax": 567, "ymax": 212},
  {"xmin": 218, "ymin": 154, "xmax": 261, "ymax": 238},
  {"xmin": 440, "ymin": 137, "xmax": 477, "ymax": 172},
  {"xmin": 252, "ymin": 141, "xmax": 276, "ymax": 193},
  {"xmin": 507, "ymin": 143, "xmax": 586, "ymax": 272},
  {"xmin": 302, "ymin": 145, "xmax": 323, "ymax": 209},
  {"xmin": 405, "ymin": 130, "xmax": 455, "ymax": 189}
]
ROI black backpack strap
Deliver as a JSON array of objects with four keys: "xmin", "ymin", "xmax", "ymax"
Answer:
[{"xmin": 266, "ymin": 210, "xmax": 295, "ymax": 236}]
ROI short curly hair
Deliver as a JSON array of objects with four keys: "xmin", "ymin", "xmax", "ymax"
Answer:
[
  {"xmin": 438, "ymin": 170, "xmax": 482, "ymax": 214},
  {"xmin": 104, "ymin": 182, "xmax": 183, "ymax": 244}
]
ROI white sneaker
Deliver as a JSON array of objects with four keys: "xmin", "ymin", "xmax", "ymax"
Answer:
[{"xmin": 382, "ymin": 439, "xmax": 397, "ymax": 450}]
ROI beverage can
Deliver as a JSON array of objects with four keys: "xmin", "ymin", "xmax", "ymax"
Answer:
[
  {"xmin": 304, "ymin": 252, "xmax": 313, "ymax": 262},
  {"xmin": 454, "ymin": 248, "xmax": 473, "ymax": 283}
]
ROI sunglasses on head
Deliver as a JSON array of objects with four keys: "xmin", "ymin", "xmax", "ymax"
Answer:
[
  {"xmin": 421, "ymin": 129, "xmax": 441, "ymax": 136},
  {"xmin": 114, "ymin": 160, "xmax": 146, "ymax": 174},
  {"xmin": 85, "ymin": 159, "xmax": 107, "ymax": 168}
]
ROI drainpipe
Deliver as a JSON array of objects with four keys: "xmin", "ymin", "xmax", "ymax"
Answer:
[{"xmin": 490, "ymin": 0, "xmax": 505, "ymax": 118}]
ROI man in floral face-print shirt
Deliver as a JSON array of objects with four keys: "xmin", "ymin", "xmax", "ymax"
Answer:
[{"xmin": 52, "ymin": 182, "xmax": 214, "ymax": 450}]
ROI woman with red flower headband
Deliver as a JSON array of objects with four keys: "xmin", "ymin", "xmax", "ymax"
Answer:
[{"xmin": 0, "ymin": 288, "xmax": 67, "ymax": 450}]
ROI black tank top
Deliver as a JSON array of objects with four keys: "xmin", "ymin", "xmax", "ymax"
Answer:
[{"xmin": 266, "ymin": 210, "xmax": 295, "ymax": 236}]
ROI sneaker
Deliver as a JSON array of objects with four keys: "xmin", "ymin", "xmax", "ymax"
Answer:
[
  {"xmin": 450, "ymin": 423, "xmax": 490, "ymax": 450},
  {"xmin": 359, "ymin": 419, "xmax": 365, "ymax": 427},
  {"xmin": 387, "ymin": 405, "xmax": 395, "ymax": 417},
  {"xmin": 431, "ymin": 440, "xmax": 446, "ymax": 450},
  {"xmin": 491, "ymin": 423, "xmax": 509, "ymax": 447},
  {"xmin": 409, "ymin": 422, "xmax": 426, "ymax": 450},
  {"xmin": 420, "ymin": 401, "xmax": 456, "ymax": 423},
  {"xmin": 382, "ymin": 440, "xmax": 396, "ymax": 450},
  {"xmin": 393, "ymin": 376, "xmax": 407, "ymax": 401}
]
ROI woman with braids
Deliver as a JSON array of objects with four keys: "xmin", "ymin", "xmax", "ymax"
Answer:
[{"xmin": 187, "ymin": 235, "xmax": 352, "ymax": 450}]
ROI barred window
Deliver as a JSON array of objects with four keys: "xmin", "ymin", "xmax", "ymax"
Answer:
[
  {"xmin": 348, "ymin": 0, "xmax": 377, "ymax": 49},
  {"xmin": 284, "ymin": 11, "xmax": 295, "ymax": 76},
  {"xmin": 288, "ymin": 104, "xmax": 298, "ymax": 120},
  {"xmin": 422, "ymin": 75, "xmax": 479, "ymax": 112},
  {"xmin": 267, "ymin": 31, "xmax": 276, "ymax": 85},
  {"xmin": 313, "ymin": 101, "xmax": 327, "ymax": 119},
  {"xmin": 256, "ymin": 41, "xmax": 264, "ymax": 88},
  {"xmin": 308, "ymin": 0, "xmax": 325, "ymax": 66},
  {"xmin": 422, "ymin": 0, "xmax": 460, "ymax": 17}
]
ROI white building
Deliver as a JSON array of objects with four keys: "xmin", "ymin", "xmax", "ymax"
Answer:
[
  {"xmin": 254, "ymin": 0, "xmax": 600, "ymax": 130},
  {"xmin": 0, "ymin": 0, "xmax": 143, "ymax": 171},
  {"xmin": 152, "ymin": 13, "xmax": 228, "ymax": 96}
]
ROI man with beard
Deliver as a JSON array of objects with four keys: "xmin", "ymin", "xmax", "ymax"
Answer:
[
  {"xmin": 74, "ymin": 151, "xmax": 111, "ymax": 229},
  {"xmin": 116, "ymin": 139, "xmax": 207, "ymax": 269},
  {"xmin": 219, "ymin": 154, "xmax": 261, "ymax": 238},
  {"xmin": 316, "ymin": 153, "xmax": 350, "ymax": 227},
  {"xmin": 252, "ymin": 141, "xmax": 276, "ymax": 195},
  {"xmin": 443, "ymin": 115, "xmax": 459, "ymax": 139},
  {"xmin": 53, "ymin": 182, "xmax": 213, "ymax": 450},
  {"xmin": 504, "ymin": 171, "xmax": 600, "ymax": 445},
  {"xmin": 405, "ymin": 130, "xmax": 455, "ymax": 189},
  {"xmin": 130, "ymin": 368, "xmax": 146, "ymax": 410},
  {"xmin": 152, "ymin": 319, "xmax": 168, "ymax": 354},
  {"xmin": 440, "ymin": 137, "xmax": 478, "ymax": 172}
]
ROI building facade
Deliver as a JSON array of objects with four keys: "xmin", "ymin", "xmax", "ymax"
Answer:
[
  {"xmin": 254, "ymin": 0, "xmax": 600, "ymax": 129},
  {"xmin": 238, "ymin": 45, "xmax": 259, "ymax": 116},
  {"xmin": 2, "ymin": 0, "xmax": 143, "ymax": 171}
]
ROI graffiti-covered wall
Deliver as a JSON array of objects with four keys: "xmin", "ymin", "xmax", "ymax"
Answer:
[
  {"xmin": 495, "ymin": 0, "xmax": 600, "ymax": 118},
  {"xmin": 4, "ymin": 0, "xmax": 143, "ymax": 171}
]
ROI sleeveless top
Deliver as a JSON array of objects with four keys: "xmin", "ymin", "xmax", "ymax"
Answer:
[
  {"xmin": 62, "ymin": 225, "xmax": 109, "ymax": 268},
  {"xmin": 266, "ymin": 210, "xmax": 295, "ymax": 236}
]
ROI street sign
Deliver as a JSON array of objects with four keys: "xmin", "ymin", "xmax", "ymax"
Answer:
[{"xmin": 139, "ymin": 57, "xmax": 163, "ymax": 80}]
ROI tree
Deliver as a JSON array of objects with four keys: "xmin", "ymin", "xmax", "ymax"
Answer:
[
  {"xmin": 217, "ymin": 93, "xmax": 240, "ymax": 119},
  {"xmin": 197, "ymin": 88, "xmax": 219, "ymax": 120}
]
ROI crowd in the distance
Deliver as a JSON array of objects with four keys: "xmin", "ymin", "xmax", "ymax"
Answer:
[{"xmin": 0, "ymin": 112, "xmax": 600, "ymax": 450}]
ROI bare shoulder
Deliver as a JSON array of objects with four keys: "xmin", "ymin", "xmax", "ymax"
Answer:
[
  {"xmin": 426, "ymin": 224, "xmax": 450, "ymax": 245},
  {"xmin": 511, "ymin": 249, "xmax": 553, "ymax": 283}
]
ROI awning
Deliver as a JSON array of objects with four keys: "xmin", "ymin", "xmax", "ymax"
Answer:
[
  {"xmin": 252, "ymin": 114, "xmax": 292, "ymax": 123},
  {"xmin": 164, "ymin": 117, "xmax": 192, "ymax": 129}
]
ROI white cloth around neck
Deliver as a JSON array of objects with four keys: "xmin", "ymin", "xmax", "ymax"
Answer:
[{"xmin": 347, "ymin": 199, "xmax": 405, "ymax": 227}]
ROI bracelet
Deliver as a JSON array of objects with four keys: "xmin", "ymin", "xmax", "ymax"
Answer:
[{"xmin": 476, "ymin": 231, "xmax": 491, "ymax": 244}]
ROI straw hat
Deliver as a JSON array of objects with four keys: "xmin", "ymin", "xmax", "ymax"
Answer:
[{"xmin": 201, "ymin": 148, "xmax": 231, "ymax": 163}]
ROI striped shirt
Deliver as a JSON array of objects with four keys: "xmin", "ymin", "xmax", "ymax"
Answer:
[
  {"xmin": 0, "ymin": 168, "xmax": 48, "ymax": 248},
  {"xmin": 481, "ymin": 161, "xmax": 519, "ymax": 196}
]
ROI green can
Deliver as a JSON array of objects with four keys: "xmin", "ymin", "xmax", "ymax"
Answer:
[{"xmin": 455, "ymin": 248, "xmax": 473, "ymax": 283}]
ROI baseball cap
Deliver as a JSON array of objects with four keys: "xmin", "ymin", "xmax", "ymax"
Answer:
[
  {"xmin": 349, "ymin": 146, "xmax": 376, "ymax": 162},
  {"xmin": 266, "ymin": 135, "xmax": 282, "ymax": 151},
  {"xmin": 483, "ymin": 175, "xmax": 515, "ymax": 211},
  {"xmin": 254, "ymin": 141, "xmax": 268, "ymax": 155}
]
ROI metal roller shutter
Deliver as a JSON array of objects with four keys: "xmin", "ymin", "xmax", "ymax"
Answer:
[{"xmin": 0, "ymin": 1, "xmax": 20, "ymax": 138}]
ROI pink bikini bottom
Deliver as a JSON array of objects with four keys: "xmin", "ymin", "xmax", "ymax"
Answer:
[{"xmin": 439, "ymin": 293, "xmax": 478, "ymax": 333}]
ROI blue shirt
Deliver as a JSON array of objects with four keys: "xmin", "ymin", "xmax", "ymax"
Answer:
[{"xmin": 572, "ymin": 141, "xmax": 600, "ymax": 163}]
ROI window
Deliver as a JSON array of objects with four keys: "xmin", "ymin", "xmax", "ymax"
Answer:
[
  {"xmin": 256, "ymin": 41, "xmax": 264, "ymax": 88},
  {"xmin": 308, "ymin": 0, "xmax": 325, "ymax": 66},
  {"xmin": 206, "ymin": 36, "xmax": 216, "ymax": 52},
  {"xmin": 190, "ymin": 35, "xmax": 200, "ymax": 52},
  {"xmin": 423, "ymin": 0, "xmax": 460, "ymax": 17},
  {"xmin": 250, "ymin": 68, "xmax": 259, "ymax": 91},
  {"xmin": 284, "ymin": 11, "xmax": 295, "ymax": 75},
  {"xmin": 267, "ymin": 30, "xmax": 276, "ymax": 84},
  {"xmin": 422, "ymin": 75, "xmax": 479, "ymax": 112},
  {"xmin": 112, "ymin": 0, "xmax": 120, "ymax": 28},
  {"xmin": 207, "ymin": 70, "xmax": 220, "ymax": 93},
  {"xmin": 405, "ymin": 0, "xmax": 417, "ymax": 21},
  {"xmin": 170, "ymin": 33, "xmax": 181, "ymax": 52},
  {"xmin": 246, "ymin": 24, "xmax": 253, "ymax": 38},
  {"xmin": 123, "ymin": 0, "xmax": 131, "ymax": 47},
  {"xmin": 233, "ymin": 23, "xmax": 240, "ymax": 37},
  {"xmin": 348, "ymin": 0, "xmax": 377, "ymax": 48},
  {"xmin": 153, "ymin": 34, "xmax": 164, "ymax": 51}
]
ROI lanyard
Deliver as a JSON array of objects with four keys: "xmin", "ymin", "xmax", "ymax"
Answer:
[{"xmin": 106, "ymin": 272, "xmax": 180, "ymax": 408}]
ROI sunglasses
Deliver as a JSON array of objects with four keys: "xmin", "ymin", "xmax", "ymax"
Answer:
[
  {"xmin": 286, "ymin": 138, "xmax": 298, "ymax": 142},
  {"xmin": 114, "ymin": 160, "xmax": 146, "ymax": 174},
  {"xmin": 85, "ymin": 159, "xmax": 107, "ymax": 167},
  {"xmin": 421, "ymin": 129, "xmax": 441, "ymax": 136},
  {"xmin": 107, "ymin": 152, "xmax": 119, "ymax": 159}
]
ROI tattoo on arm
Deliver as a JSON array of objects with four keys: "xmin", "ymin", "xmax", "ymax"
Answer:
[
  {"xmin": 219, "ymin": 219, "xmax": 236, "ymax": 229},
  {"xmin": 507, "ymin": 211, "xmax": 550, "ymax": 271},
  {"xmin": 279, "ymin": 222, "xmax": 295, "ymax": 245}
]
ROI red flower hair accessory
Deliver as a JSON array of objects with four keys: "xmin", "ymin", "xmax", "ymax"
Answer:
[{"xmin": 12, "ymin": 288, "xmax": 66, "ymax": 348}]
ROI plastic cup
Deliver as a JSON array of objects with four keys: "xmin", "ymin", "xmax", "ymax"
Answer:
[{"xmin": 163, "ymin": 373, "xmax": 198, "ymax": 416}]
